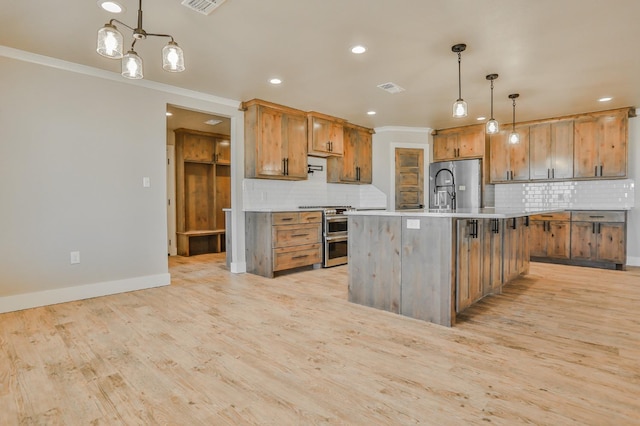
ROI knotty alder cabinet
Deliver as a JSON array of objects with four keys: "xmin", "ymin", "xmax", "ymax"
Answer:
[
  {"xmin": 570, "ymin": 211, "xmax": 626, "ymax": 269},
  {"xmin": 529, "ymin": 212, "xmax": 571, "ymax": 260},
  {"xmin": 327, "ymin": 123, "xmax": 373, "ymax": 184},
  {"xmin": 307, "ymin": 112, "xmax": 344, "ymax": 156},
  {"xmin": 174, "ymin": 128, "xmax": 231, "ymax": 256},
  {"xmin": 245, "ymin": 211, "xmax": 322, "ymax": 278},
  {"xmin": 242, "ymin": 99, "xmax": 308, "ymax": 180},
  {"xmin": 489, "ymin": 124, "xmax": 530, "ymax": 182},
  {"xmin": 432, "ymin": 124, "xmax": 485, "ymax": 161},
  {"xmin": 529, "ymin": 120, "xmax": 574, "ymax": 180}
]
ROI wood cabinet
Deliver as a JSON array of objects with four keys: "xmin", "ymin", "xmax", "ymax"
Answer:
[
  {"xmin": 174, "ymin": 128, "xmax": 230, "ymax": 256},
  {"xmin": 502, "ymin": 216, "xmax": 530, "ymax": 283},
  {"xmin": 245, "ymin": 210, "xmax": 322, "ymax": 278},
  {"xmin": 457, "ymin": 219, "xmax": 483, "ymax": 312},
  {"xmin": 570, "ymin": 211, "xmax": 626, "ymax": 268},
  {"xmin": 529, "ymin": 212, "xmax": 571, "ymax": 259},
  {"xmin": 529, "ymin": 120, "xmax": 573, "ymax": 180},
  {"xmin": 574, "ymin": 110, "xmax": 628, "ymax": 178},
  {"xmin": 307, "ymin": 112, "xmax": 344, "ymax": 156},
  {"xmin": 489, "ymin": 124, "xmax": 530, "ymax": 182},
  {"xmin": 433, "ymin": 124, "xmax": 485, "ymax": 161},
  {"xmin": 242, "ymin": 99, "xmax": 308, "ymax": 180},
  {"xmin": 327, "ymin": 123, "xmax": 373, "ymax": 184},
  {"xmin": 482, "ymin": 218, "xmax": 503, "ymax": 296}
]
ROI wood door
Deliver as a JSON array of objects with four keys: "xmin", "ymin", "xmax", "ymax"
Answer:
[
  {"xmin": 529, "ymin": 220, "xmax": 547, "ymax": 257},
  {"xmin": 214, "ymin": 138, "xmax": 231, "ymax": 165},
  {"xmin": 573, "ymin": 119, "xmax": 598, "ymax": 178},
  {"xmin": 356, "ymin": 129, "xmax": 372, "ymax": 183},
  {"xmin": 489, "ymin": 132, "xmax": 510, "ymax": 182},
  {"xmin": 468, "ymin": 220, "xmax": 483, "ymax": 305},
  {"xmin": 309, "ymin": 116, "xmax": 332, "ymax": 154},
  {"xmin": 433, "ymin": 133, "xmax": 457, "ymax": 161},
  {"xmin": 256, "ymin": 107, "xmax": 285, "ymax": 177},
  {"xmin": 283, "ymin": 113, "xmax": 308, "ymax": 179},
  {"xmin": 509, "ymin": 125, "xmax": 530, "ymax": 181},
  {"xmin": 547, "ymin": 221, "xmax": 571, "ymax": 259},
  {"xmin": 529, "ymin": 123, "xmax": 552, "ymax": 180},
  {"xmin": 395, "ymin": 148, "xmax": 424, "ymax": 210},
  {"xmin": 457, "ymin": 128, "xmax": 485, "ymax": 158},
  {"xmin": 340, "ymin": 126, "xmax": 359, "ymax": 182},
  {"xmin": 596, "ymin": 222, "xmax": 625, "ymax": 263},
  {"xmin": 457, "ymin": 220, "xmax": 472, "ymax": 312},
  {"xmin": 598, "ymin": 113, "xmax": 627, "ymax": 177},
  {"xmin": 570, "ymin": 222, "xmax": 596, "ymax": 260},
  {"xmin": 482, "ymin": 219, "xmax": 502, "ymax": 296},
  {"xmin": 550, "ymin": 120, "xmax": 574, "ymax": 179}
]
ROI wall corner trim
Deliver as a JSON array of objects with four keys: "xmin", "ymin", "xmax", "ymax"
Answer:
[
  {"xmin": 0, "ymin": 273, "xmax": 171, "ymax": 314},
  {"xmin": 626, "ymin": 256, "xmax": 640, "ymax": 267}
]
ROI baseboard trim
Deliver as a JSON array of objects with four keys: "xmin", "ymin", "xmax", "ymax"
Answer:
[
  {"xmin": 230, "ymin": 261, "xmax": 247, "ymax": 274},
  {"xmin": 0, "ymin": 273, "xmax": 171, "ymax": 314},
  {"xmin": 627, "ymin": 256, "xmax": 640, "ymax": 267}
]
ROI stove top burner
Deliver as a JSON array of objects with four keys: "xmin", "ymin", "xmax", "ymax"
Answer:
[{"xmin": 298, "ymin": 205, "xmax": 353, "ymax": 209}]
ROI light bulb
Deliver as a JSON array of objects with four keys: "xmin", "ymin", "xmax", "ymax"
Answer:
[
  {"xmin": 509, "ymin": 131, "xmax": 520, "ymax": 144},
  {"xmin": 486, "ymin": 119, "xmax": 499, "ymax": 134},
  {"xmin": 166, "ymin": 48, "xmax": 179, "ymax": 70},
  {"xmin": 453, "ymin": 100, "xmax": 467, "ymax": 118},
  {"xmin": 104, "ymin": 32, "xmax": 118, "ymax": 56}
]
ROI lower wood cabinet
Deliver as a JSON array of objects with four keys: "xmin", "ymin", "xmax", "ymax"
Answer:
[
  {"xmin": 245, "ymin": 211, "xmax": 322, "ymax": 278},
  {"xmin": 482, "ymin": 218, "xmax": 504, "ymax": 296},
  {"xmin": 457, "ymin": 219, "xmax": 483, "ymax": 312},
  {"xmin": 502, "ymin": 217, "xmax": 530, "ymax": 284},
  {"xmin": 529, "ymin": 212, "xmax": 571, "ymax": 260}
]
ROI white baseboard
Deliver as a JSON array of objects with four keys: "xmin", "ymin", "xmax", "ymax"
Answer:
[
  {"xmin": 230, "ymin": 261, "xmax": 247, "ymax": 274},
  {"xmin": 0, "ymin": 273, "xmax": 170, "ymax": 314},
  {"xmin": 627, "ymin": 256, "xmax": 640, "ymax": 267}
]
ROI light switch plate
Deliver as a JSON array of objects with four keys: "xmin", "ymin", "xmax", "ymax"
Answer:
[
  {"xmin": 70, "ymin": 251, "xmax": 80, "ymax": 264},
  {"xmin": 143, "ymin": 177, "xmax": 150, "ymax": 187},
  {"xmin": 407, "ymin": 219, "xmax": 420, "ymax": 229}
]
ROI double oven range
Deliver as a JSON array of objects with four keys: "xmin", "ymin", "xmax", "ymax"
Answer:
[{"xmin": 299, "ymin": 205, "xmax": 353, "ymax": 267}]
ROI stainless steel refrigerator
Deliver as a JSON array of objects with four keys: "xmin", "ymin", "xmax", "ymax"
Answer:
[{"xmin": 428, "ymin": 159, "xmax": 482, "ymax": 210}]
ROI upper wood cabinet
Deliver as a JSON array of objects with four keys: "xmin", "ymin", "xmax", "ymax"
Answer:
[
  {"xmin": 489, "ymin": 124, "xmax": 530, "ymax": 182},
  {"xmin": 573, "ymin": 109, "xmax": 629, "ymax": 178},
  {"xmin": 529, "ymin": 120, "xmax": 573, "ymax": 180},
  {"xmin": 307, "ymin": 112, "xmax": 345, "ymax": 157},
  {"xmin": 327, "ymin": 123, "xmax": 373, "ymax": 184},
  {"xmin": 433, "ymin": 124, "xmax": 485, "ymax": 161},
  {"xmin": 242, "ymin": 99, "xmax": 308, "ymax": 180}
]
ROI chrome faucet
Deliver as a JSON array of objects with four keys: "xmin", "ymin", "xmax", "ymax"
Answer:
[{"xmin": 434, "ymin": 168, "xmax": 456, "ymax": 210}]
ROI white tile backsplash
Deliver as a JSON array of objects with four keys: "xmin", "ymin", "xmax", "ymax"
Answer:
[
  {"xmin": 495, "ymin": 179, "xmax": 635, "ymax": 210},
  {"xmin": 243, "ymin": 156, "xmax": 387, "ymax": 210}
]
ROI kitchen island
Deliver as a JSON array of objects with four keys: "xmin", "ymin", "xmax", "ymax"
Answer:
[{"xmin": 347, "ymin": 208, "xmax": 558, "ymax": 327}]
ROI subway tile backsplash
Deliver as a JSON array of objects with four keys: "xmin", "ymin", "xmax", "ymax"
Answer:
[{"xmin": 495, "ymin": 179, "xmax": 635, "ymax": 210}]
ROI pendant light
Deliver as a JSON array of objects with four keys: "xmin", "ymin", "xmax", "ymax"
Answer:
[
  {"xmin": 485, "ymin": 74, "xmax": 499, "ymax": 134},
  {"xmin": 508, "ymin": 93, "xmax": 520, "ymax": 144},
  {"xmin": 96, "ymin": 0, "xmax": 185, "ymax": 79},
  {"xmin": 451, "ymin": 44, "xmax": 468, "ymax": 118}
]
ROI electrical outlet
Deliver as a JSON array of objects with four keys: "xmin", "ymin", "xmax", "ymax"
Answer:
[
  {"xmin": 70, "ymin": 251, "xmax": 80, "ymax": 264},
  {"xmin": 143, "ymin": 177, "xmax": 151, "ymax": 187}
]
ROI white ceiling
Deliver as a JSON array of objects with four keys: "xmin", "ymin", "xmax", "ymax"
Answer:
[{"xmin": 2, "ymin": 0, "xmax": 639, "ymax": 130}]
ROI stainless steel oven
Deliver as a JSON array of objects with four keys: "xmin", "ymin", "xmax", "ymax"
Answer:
[{"xmin": 299, "ymin": 205, "xmax": 353, "ymax": 267}]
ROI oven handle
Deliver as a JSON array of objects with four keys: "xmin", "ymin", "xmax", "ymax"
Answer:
[
  {"xmin": 325, "ymin": 235, "xmax": 348, "ymax": 242},
  {"xmin": 325, "ymin": 216, "xmax": 348, "ymax": 223}
]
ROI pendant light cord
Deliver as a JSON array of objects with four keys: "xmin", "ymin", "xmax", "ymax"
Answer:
[
  {"xmin": 490, "ymin": 79, "xmax": 494, "ymax": 119},
  {"xmin": 512, "ymin": 98, "xmax": 516, "ymax": 131},
  {"xmin": 457, "ymin": 52, "xmax": 462, "ymax": 101}
]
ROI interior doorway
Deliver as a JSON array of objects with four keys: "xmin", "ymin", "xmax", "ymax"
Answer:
[
  {"xmin": 395, "ymin": 148, "xmax": 425, "ymax": 210},
  {"xmin": 166, "ymin": 104, "xmax": 232, "ymax": 257}
]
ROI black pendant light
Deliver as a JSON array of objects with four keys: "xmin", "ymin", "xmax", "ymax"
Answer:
[
  {"xmin": 485, "ymin": 74, "xmax": 499, "ymax": 134},
  {"xmin": 451, "ymin": 44, "xmax": 468, "ymax": 118},
  {"xmin": 508, "ymin": 93, "xmax": 520, "ymax": 144}
]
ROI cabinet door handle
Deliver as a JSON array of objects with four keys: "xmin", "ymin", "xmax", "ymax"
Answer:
[
  {"xmin": 283, "ymin": 158, "xmax": 286, "ymax": 175},
  {"xmin": 285, "ymin": 158, "xmax": 289, "ymax": 175},
  {"xmin": 589, "ymin": 215, "xmax": 605, "ymax": 218},
  {"xmin": 552, "ymin": 168, "xmax": 555, "ymax": 179},
  {"xmin": 281, "ymin": 217, "xmax": 294, "ymax": 221},
  {"xmin": 592, "ymin": 223, "xmax": 596, "ymax": 234},
  {"xmin": 595, "ymin": 165, "xmax": 598, "ymax": 177},
  {"xmin": 599, "ymin": 165, "xmax": 603, "ymax": 176},
  {"xmin": 291, "ymin": 233, "xmax": 309, "ymax": 237},
  {"xmin": 506, "ymin": 171, "xmax": 509, "ymax": 180},
  {"xmin": 597, "ymin": 223, "xmax": 601, "ymax": 234},
  {"xmin": 292, "ymin": 254, "xmax": 309, "ymax": 259}
]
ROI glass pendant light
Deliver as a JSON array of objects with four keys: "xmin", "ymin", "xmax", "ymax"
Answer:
[
  {"xmin": 122, "ymin": 49, "xmax": 143, "ymax": 79},
  {"xmin": 452, "ymin": 44, "xmax": 468, "ymax": 118},
  {"xmin": 162, "ymin": 40, "xmax": 185, "ymax": 72},
  {"xmin": 97, "ymin": 23, "xmax": 123, "ymax": 59},
  {"xmin": 508, "ymin": 93, "xmax": 520, "ymax": 144},
  {"xmin": 485, "ymin": 74, "xmax": 499, "ymax": 134}
]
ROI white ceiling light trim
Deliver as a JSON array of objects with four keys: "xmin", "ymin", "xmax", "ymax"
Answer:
[
  {"xmin": 98, "ymin": 1, "xmax": 124, "ymax": 13},
  {"xmin": 351, "ymin": 45, "xmax": 366, "ymax": 54}
]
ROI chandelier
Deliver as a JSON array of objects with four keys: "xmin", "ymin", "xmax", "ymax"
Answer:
[{"xmin": 97, "ymin": 0, "xmax": 185, "ymax": 79}]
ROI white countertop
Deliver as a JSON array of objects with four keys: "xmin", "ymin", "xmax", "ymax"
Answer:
[{"xmin": 346, "ymin": 207, "xmax": 565, "ymax": 219}]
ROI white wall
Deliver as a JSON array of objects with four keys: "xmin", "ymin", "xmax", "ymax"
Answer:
[
  {"xmin": 626, "ymin": 112, "xmax": 640, "ymax": 266},
  {"xmin": 372, "ymin": 126, "xmax": 431, "ymax": 210},
  {"xmin": 0, "ymin": 49, "xmax": 245, "ymax": 312}
]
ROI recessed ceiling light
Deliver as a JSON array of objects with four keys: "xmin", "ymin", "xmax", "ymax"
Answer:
[
  {"xmin": 367, "ymin": 111, "xmax": 376, "ymax": 115},
  {"xmin": 598, "ymin": 97, "xmax": 613, "ymax": 102},
  {"xmin": 166, "ymin": 112, "xmax": 173, "ymax": 116},
  {"xmin": 351, "ymin": 45, "xmax": 366, "ymax": 54},
  {"xmin": 97, "ymin": 0, "xmax": 124, "ymax": 13},
  {"xmin": 269, "ymin": 78, "xmax": 282, "ymax": 85},
  {"xmin": 476, "ymin": 116, "xmax": 486, "ymax": 121}
]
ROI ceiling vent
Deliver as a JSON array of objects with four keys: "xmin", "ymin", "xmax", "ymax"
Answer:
[
  {"xmin": 377, "ymin": 82, "xmax": 405, "ymax": 94},
  {"xmin": 181, "ymin": 0, "xmax": 226, "ymax": 15}
]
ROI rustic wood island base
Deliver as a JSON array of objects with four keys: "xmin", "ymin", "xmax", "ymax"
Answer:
[{"xmin": 347, "ymin": 208, "xmax": 542, "ymax": 327}]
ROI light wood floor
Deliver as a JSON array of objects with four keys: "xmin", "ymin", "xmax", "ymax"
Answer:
[{"xmin": 1, "ymin": 255, "xmax": 639, "ymax": 425}]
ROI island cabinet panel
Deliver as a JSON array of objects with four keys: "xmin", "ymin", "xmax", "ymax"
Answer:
[
  {"xmin": 307, "ymin": 112, "xmax": 344, "ymax": 156},
  {"xmin": 242, "ymin": 99, "xmax": 308, "ymax": 180},
  {"xmin": 529, "ymin": 120, "xmax": 574, "ymax": 180},
  {"xmin": 573, "ymin": 110, "xmax": 628, "ymax": 178},
  {"xmin": 570, "ymin": 211, "xmax": 626, "ymax": 268},
  {"xmin": 529, "ymin": 212, "xmax": 571, "ymax": 259},
  {"xmin": 456, "ymin": 219, "xmax": 483, "ymax": 313},
  {"xmin": 502, "ymin": 216, "xmax": 530, "ymax": 283},
  {"xmin": 432, "ymin": 124, "xmax": 485, "ymax": 161},
  {"xmin": 348, "ymin": 216, "xmax": 402, "ymax": 313},
  {"xmin": 482, "ymin": 218, "xmax": 503, "ymax": 296},
  {"xmin": 401, "ymin": 217, "xmax": 455, "ymax": 326},
  {"xmin": 489, "ymin": 125, "xmax": 530, "ymax": 182}
]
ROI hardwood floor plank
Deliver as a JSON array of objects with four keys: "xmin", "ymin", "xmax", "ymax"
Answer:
[{"xmin": 1, "ymin": 255, "xmax": 639, "ymax": 424}]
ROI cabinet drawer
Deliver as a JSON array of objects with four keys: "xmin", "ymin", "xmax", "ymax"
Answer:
[
  {"xmin": 299, "ymin": 211, "xmax": 322, "ymax": 223},
  {"xmin": 272, "ymin": 212, "xmax": 300, "ymax": 225},
  {"xmin": 272, "ymin": 224, "xmax": 321, "ymax": 248},
  {"xmin": 530, "ymin": 211, "xmax": 571, "ymax": 221},
  {"xmin": 273, "ymin": 243, "xmax": 322, "ymax": 271},
  {"xmin": 571, "ymin": 211, "xmax": 625, "ymax": 223}
]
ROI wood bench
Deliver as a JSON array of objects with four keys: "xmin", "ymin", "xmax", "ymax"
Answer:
[{"xmin": 177, "ymin": 230, "xmax": 225, "ymax": 256}]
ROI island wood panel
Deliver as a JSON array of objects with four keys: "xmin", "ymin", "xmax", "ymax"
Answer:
[
  {"xmin": 245, "ymin": 212, "xmax": 274, "ymax": 277},
  {"xmin": 482, "ymin": 218, "xmax": 503, "ymax": 296},
  {"xmin": 400, "ymin": 217, "xmax": 455, "ymax": 326},
  {"xmin": 348, "ymin": 215, "xmax": 402, "ymax": 313}
]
